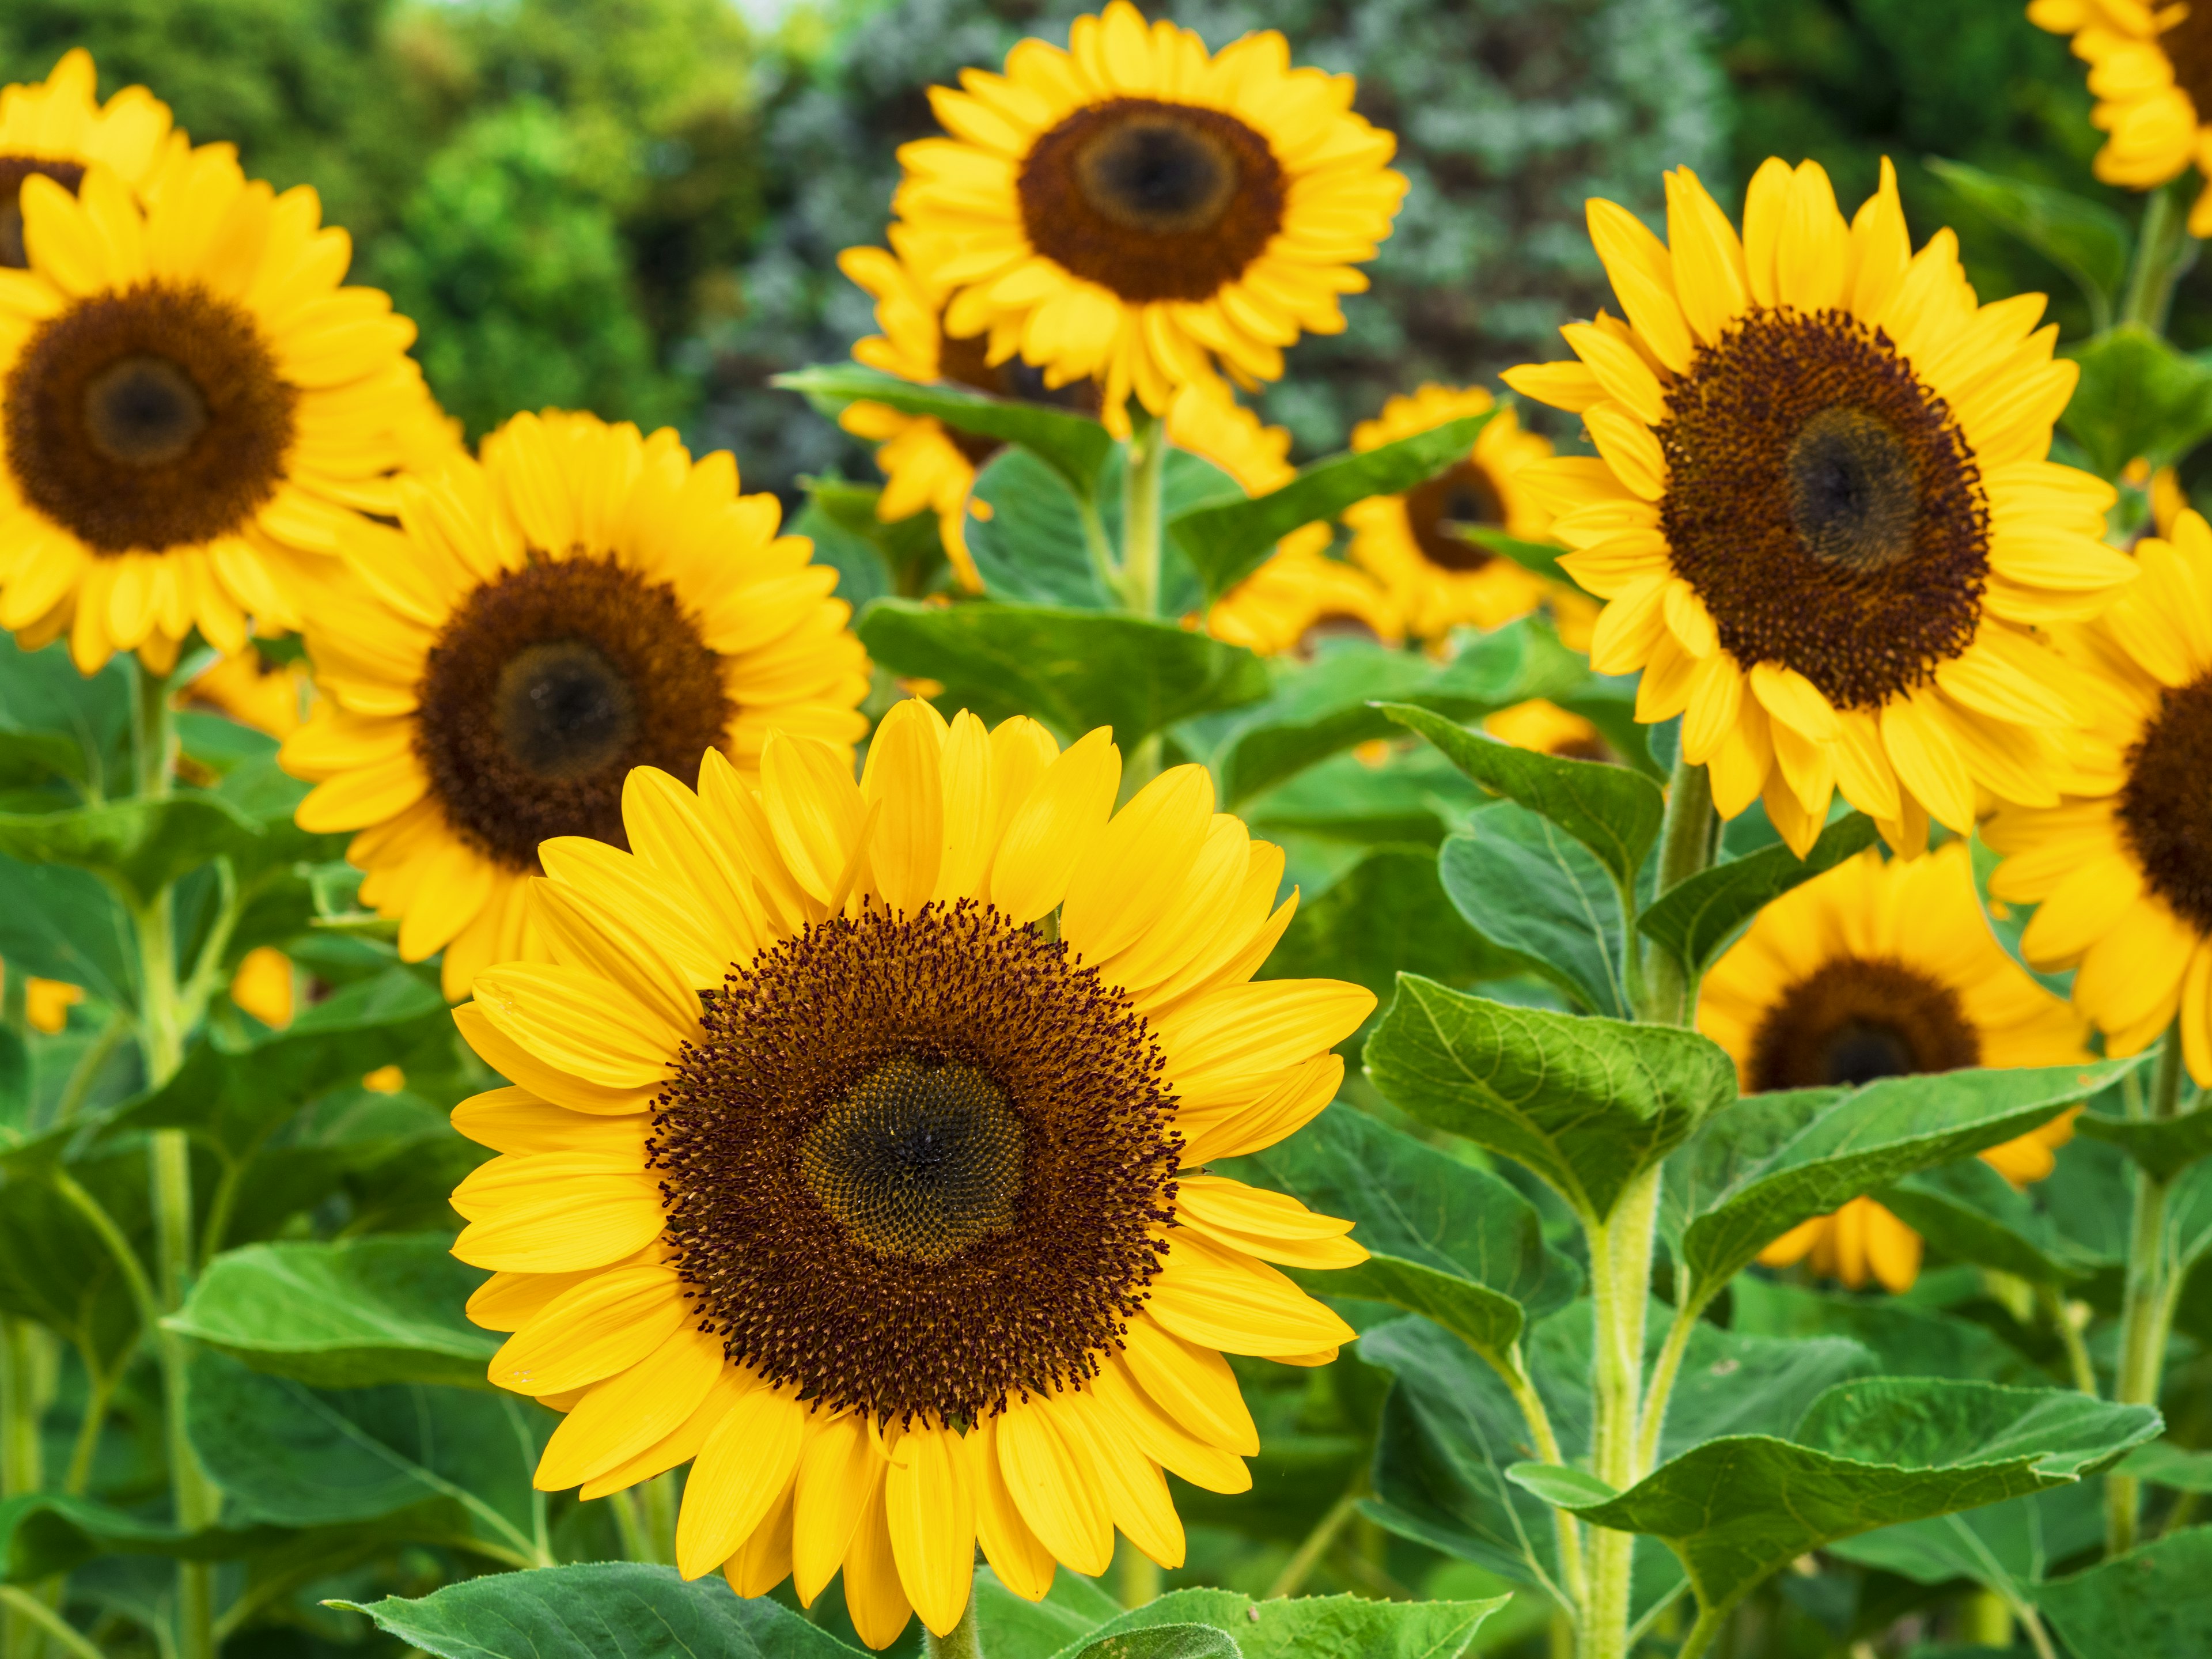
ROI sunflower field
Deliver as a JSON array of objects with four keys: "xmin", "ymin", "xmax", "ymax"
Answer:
[{"xmin": 13, "ymin": 1, "xmax": 2212, "ymax": 1656}]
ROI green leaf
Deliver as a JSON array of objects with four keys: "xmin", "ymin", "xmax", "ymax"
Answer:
[
  {"xmin": 0, "ymin": 793, "xmax": 264, "ymax": 909},
  {"xmin": 0, "ymin": 1493, "xmax": 263, "ymax": 1582},
  {"xmin": 1928, "ymin": 158, "xmax": 2130, "ymax": 331},
  {"xmin": 794, "ymin": 478, "xmax": 929, "ymax": 607},
  {"xmin": 0, "ymin": 1156, "xmax": 147, "ymax": 1368},
  {"xmin": 1537, "ymin": 1378, "xmax": 2159, "ymax": 1620},
  {"xmin": 1637, "ymin": 813, "xmax": 1880, "ymax": 978},
  {"xmin": 0, "ymin": 634, "xmax": 130, "ymax": 798},
  {"xmin": 2038, "ymin": 1524, "xmax": 2212, "ymax": 1658},
  {"xmin": 1437, "ymin": 806, "xmax": 1631, "ymax": 1017},
  {"xmin": 1171, "ymin": 414, "xmax": 1492, "ymax": 602},
  {"xmin": 1232, "ymin": 1104, "xmax": 1580, "ymax": 1376},
  {"xmin": 1671, "ymin": 1058, "xmax": 2140, "ymax": 1307},
  {"xmin": 1210, "ymin": 623, "xmax": 1590, "ymax": 808},
  {"xmin": 2074, "ymin": 1104, "xmax": 2212, "ymax": 1183},
  {"xmin": 0, "ymin": 854, "xmax": 137, "ymax": 1009},
  {"xmin": 1044, "ymin": 1586, "xmax": 1508, "ymax": 1659},
  {"xmin": 1455, "ymin": 527, "xmax": 1568, "ymax": 584},
  {"xmin": 1876, "ymin": 1158, "xmax": 2092, "ymax": 1286},
  {"xmin": 975, "ymin": 1567, "xmax": 1123, "ymax": 1659},
  {"xmin": 1364, "ymin": 976, "xmax": 1736, "ymax": 1221},
  {"xmin": 1381, "ymin": 702, "xmax": 1664, "ymax": 890},
  {"xmin": 1729, "ymin": 1278, "xmax": 2044, "ymax": 1386},
  {"xmin": 340, "ymin": 1562, "xmax": 863, "ymax": 1658},
  {"xmin": 104, "ymin": 967, "xmax": 453, "ymax": 1160},
  {"xmin": 2061, "ymin": 324, "xmax": 2212, "ymax": 479},
  {"xmin": 187, "ymin": 1351, "xmax": 544, "ymax": 1563},
  {"xmin": 967, "ymin": 444, "xmax": 1222, "ymax": 615},
  {"xmin": 856, "ymin": 599, "xmax": 1269, "ymax": 746},
  {"xmin": 168, "ymin": 1234, "xmax": 496, "ymax": 1389},
  {"xmin": 775, "ymin": 363, "xmax": 1111, "ymax": 503},
  {"xmin": 1256, "ymin": 847, "xmax": 1525, "ymax": 1053},
  {"xmin": 2115, "ymin": 1441, "xmax": 2212, "ymax": 1493},
  {"xmin": 1818, "ymin": 1485, "xmax": 2102, "ymax": 1611},
  {"xmin": 1068, "ymin": 1627, "xmax": 1236, "ymax": 1659}
]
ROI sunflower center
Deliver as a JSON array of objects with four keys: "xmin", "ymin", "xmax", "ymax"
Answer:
[
  {"xmin": 1018, "ymin": 97, "xmax": 1285, "ymax": 305},
  {"xmin": 652, "ymin": 900, "xmax": 1180, "ymax": 1425},
  {"xmin": 798, "ymin": 1056, "xmax": 1026, "ymax": 1266},
  {"xmin": 1747, "ymin": 954, "xmax": 1982, "ymax": 1092},
  {"xmin": 2162, "ymin": 6, "xmax": 2212, "ymax": 119},
  {"xmin": 2119, "ymin": 673, "xmax": 2212, "ymax": 933},
  {"xmin": 414, "ymin": 557, "xmax": 733, "ymax": 870},
  {"xmin": 0, "ymin": 157, "xmax": 86, "ymax": 268},
  {"xmin": 2, "ymin": 281, "xmax": 297, "ymax": 555},
  {"xmin": 1658, "ymin": 307, "xmax": 1989, "ymax": 710},
  {"xmin": 1405, "ymin": 459, "xmax": 1503, "ymax": 573}
]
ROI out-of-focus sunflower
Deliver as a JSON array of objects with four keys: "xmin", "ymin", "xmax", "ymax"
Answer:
[
  {"xmin": 230, "ymin": 945, "xmax": 294, "ymax": 1029},
  {"xmin": 1484, "ymin": 699, "xmax": 1611, "ymax": 762},
  {"xmin": 1172, "ymin": 388, "xmax": 1397, "ymax": 654},
  {"xmin": 0, "ymin": 146, "xmax": 432, "ymax": 672},
  {"xmin": 3, "ymin": 967, "xmax": 84, "ymax": 1034},
  {"xmin": 893, "ymin": 1, "xmax": 1404, "ymax": 431},
  {"xmin": 1700, "ymin": 842, "xmax": 2088, "ymax": 1292},
  {"xmin": 0, "ymin": 51, "xmax": 181, "ymax": 267},
  {"xmin": 837, "ymin": 232, "xmax": 1100, "ymax": 593},
  {"xmin": 1987, "ymin": 507, "xmax": 2212, "ymax": 1080},
  {"xmin": 180, "ymin": 647, "xmax": 310, "ymax": 737},
  {"xmin": 1505, "ymin": 158, "xmax": 2133, "ymax": 857},
  {"xmin": 448, "ymin": 699, "xmax": 1371, "ymax": 1645},
  {"xmin": 281, "ymin": 411, "xmax": 870, "ymax": 999},
  {"xmin": 1342, "ymin": 385, "xmax": 1596, "ymax": 649},
  {"xmin": 2030, "ymin": 0, "xmax": 2212, "ymax": 233}
]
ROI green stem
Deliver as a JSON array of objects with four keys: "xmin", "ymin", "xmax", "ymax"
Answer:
[
  {"xmin": 48, "ymin": 1174, "xmax": 160, "ymax": 1334},
  {"xmin": 0, "ymin": 1320, "xmax": 47, "ymax": 1502},
  {"xmin": 1267, "ymin": 1471, "xmax": 1364, "ymax": 1600},
  {"xmin": 1638, "ymin": 757, "xmax": 1718, "ymax": 1025},
  {"xmin": 1584, "ymin": 1164, "xmax": 1664, "ymax": 1659},
  {"xmin": 1500, "ymin": 1359, "xmax": 1585, "ymax": 1615},
  {"xmin": 1077, "ymin": 494, "xmax": 1119, "ymax": 601},
  {"xmin": 2039, "ymin": 1282, "xmax": 2099, "ymax": 1397},
  {"xmin": 1675, "ymin": 1604, "xmax": 1729, "ymax": 1659},
  {"xmin": 1118, "ymin": 412, "xmax": 1167, "ymax": 618},
  {"xmin": 132, "ymin": 660, "xmax": 172, "ymax": 802},
  {"xmin": 1633, "ymin": 1293, "xmax": 1707, "ymax": 1482},
  {"xmin": 2108, "ymin": 1023, "xmax": 2186, "ymax": 1558},
  {"xmin": 0, "ymin": 1591, "xmax": 101, "ymax": 1659},
  {"xmin": 52, "ymin": 1012, "xmax": 128, "ymax": 1128},
  {"xmin": 1116, "ymin": 1538, "xmax": 1161, "ymax": 1608},
  {"xmin": 2120, "ymin": 181, "xmax": 2199, "ymax": 336},
  {"xmin": 62, "ymin": 1359, "xmax": 114, "ymax": 1498},
  {"xmin": 922, "ymin": 1572, "xmax": 984, "ymax": 1659}
]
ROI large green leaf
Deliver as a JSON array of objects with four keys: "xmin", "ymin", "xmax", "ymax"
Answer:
[
  {"xmin": 857, "ymin": 599, "xmax": 1269, "ymax": 747},
  {"xmin": 1067, "ymin": 1628, "xmax": 1234, "ymax": 1659},
  {"xmin": 2038, "ymin": 1524, "xmax": 2212, "ymax": 1658},
  {"xmin": 1928, "ymin": 158, "xmax": 2130, "ymax": 332},
  {"xmin": 167, "ymin": 1234, "xmax": 495, "ymax": 1389},
  {"xmin": 1381, "ymin": 702, "xmax": 1662, "ymax": 890},
  {"xmin": 0, "ymin": 1493, "xmax": 263, "ymax": 1583},
  {"xmin": 975, "ymin": 1568, "xmax": 1123, "ymax": 1659},
  {"xmin": 794, "ymin": 478, "xmax": 929, "ymax": 608},
  {"xmin": 0, "ymin": 853, "xmax": 138, "ymax": 1009},
  {"xmin": 2061, "ymin": 325, "xmax": 2212, "ymax": 478},
  {"xmin": 1232, "ymin": 1104, "xmax": 1579, "ymax": 1375},
  {"xmin": 1044, "ymin": 1586, "xmax": 1509, "ymax": 1659},
  {"xmin": 1437, "ymin": 806, "xmax": 1631, "ymax": 1017},
  {"xmin": 2114, "ymin": 1441, "xmax": 2212, "ymax": 1494},
  {"xmin": 1825, "ymin": 1485, "xmax": 2101, "ymax": 1613},
  {"xmin": 1515, "ymin": 1378, "xmax": 2158, "ymax": 1620},
  {"xmin": 1171, "ymin": 414, "xmax": 1491, "ymax": 602},
  {"xmin": 188, "ymin": 1350, "xmax": 545, "ymax": 1564},
  {"xmin": 1876, "ymin": 1158, "xmax": 2093, "ymax": 1287},
  {"xmin": 1209, "ymin": 623, "xmax": 1589, "ymax": 807},
  {"xmin": 967, "ymin": 444, "xmax": 1224, "ymax": 615},
  {"xmin": 0, "ymin": 1154, "xmax": 147, "ymax": 1368},
  {"xmin": 104, "ymin": 967, "xmax": 454, "ymax": 1159},
  {"xmin": 1637, "ymin": 813, "xmax": 1879, "ymax": 979},
  {"xmin": 2074, "ymin": 1103, "xmax": 2212, "ymax": 1183},
  {"xmin": 1364, "ymin": 976, "xmax": 1736, "ymax": 1221},
  {"xmin": 0, "ymin": 635, "xmax": 130, "ymax": 799},
  {"xmin": 1669, "ymin": 1058, "xmax": 2139, "ymax": 1307},
  {"xmin": 0, "ymin": 793, "xmax": 265, "ymax": 909},
  {"xmin": 1729, "ymin": 1278, "xmax": 2043, "ymax": 1386},
  {"xmin": 776, "ymin": 363, "xmax": 1112, "ymax": 502},
  {"xmin": 342, "ymin": 1562, "xmax": 863, "ymax": 1658}
]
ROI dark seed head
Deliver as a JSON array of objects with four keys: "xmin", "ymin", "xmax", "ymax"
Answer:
[
  {"xmin": 1747, "ymin": 953, "xmax": 1981, "ymax": 1092},
  {"xmin": 2120, "ymin": 674, "xmax": 2212, "ymax": 935}
]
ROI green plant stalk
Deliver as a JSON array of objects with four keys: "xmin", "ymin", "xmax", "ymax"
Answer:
[
  {"xmin": 63, "ymin": 1358, "xmax": 116, "ymax": 1497},
  {"xmin": 2107, "ymin": 1022, "xmax": 2186, "ymax": 1558},
  {"xmin": 1502, "ymin": 1361, "xmax": 1586, "ymax": 1615},
  {"xmin": 1583, "ymin": 1164, "xmax": 1664, "ymax": 1659},
  {"xmin": 2, "ymin": 1319, "xmax": 54, "ymax": 1659},
  {"xmin": 1117, "ymin": 1537, "xmax": 1161, "ymax": 1608},
  {"xmin": 2120, "ymin": 181, "xmax": 2199, "ymax": 335},
  {"xmin": 0, "ymin": 1590, "xmax": 101, "ymax": 1659},
  {"xmin": 1633, "ymin": 1293, "xmax": 1707, "ymax": 1483},
  {"xmin": 1268, "ymin": 1466, "xmax": 1365, "ymax": 1600},
  {"xmin": 1637, "ymin": 757, "xmax": 1717, "ymax": 1025},
  {"xmin": 2038, "ymin": 1282, "xmax": 2099, "ymax": 1397},
  {"xmin": 923, "ymin": 1578, "xmax": 984, "ymax": 1659},
  {"xmin": 1118, "ymin": 410, "xmax": 1167, "ymax": 618},
  {"xmin": 1673, "ymin": 1603, "xmax": 1729, "ymax": 1659}
]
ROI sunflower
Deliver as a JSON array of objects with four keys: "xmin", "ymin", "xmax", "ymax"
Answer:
[
  {"xmin": 2030, "ymin": 0, "xmax": 2212, "ymax": 232},
  {"xmin": 1341, "ymin": 384, "xmax": 1596, "ymax": 651},
  {"xmin": 1, "ymin": 50, "xmax": 181, "ymax": 266},
  {"xmin": 1984, "ymin": 507, "xmax": 2212, "ymax": 1080},
  {"xmin": 837, "ymin": 230, "xmax": 1100, "ymax": 593},
  {"xmin": 281, "ymin": 410, "xmax": 870, "ymax": 999},
  {"xmin": 448, "ymin": 698, "xmax": 1371, "ymax": 1645},
  {"xmin": 1502, "ymin": 158, "xmax": 2134, "ymax": 858},
  {"xmin": 891, "ymin": 1, "xmax": 1404, "ymax": 433},
  {"xmin": 1484, "ymin": 699, "xmax": 1611, "ymax": 762},
  {"xmin": 1700, "ymin": 842, "xmax": 2088, "ymax": 1292},
  {"xmin": 180, "ymin": 647, "xmax": 310, "ymax": 737},
  {"xmin": 0, "ymin": 143, "xmax": 435, "ymax": 673},
  {"xmin": 2, "ymin": 966, "xmax": 84, "ymax": 1034}
]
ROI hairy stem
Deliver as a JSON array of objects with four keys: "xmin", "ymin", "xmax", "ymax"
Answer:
[
  {"xmin": 1584, "ymin": 1165, "xmax": 1664, "ymax": 1659},
  {"xmin": 1118, "ymin": 412, "xmax": 1167, "ymax": 618},
  {"xmin": 1638, "ymin": 757, "xmax": 1718, "ymax": 1025},
  {"xmin": 1674, "ymin": 1603, "xmax": 1730, "ymax": 1659},
  {"xmin": 1502, "ymin": 1361, "xmax": 1586, "ymax": 1616},
  {"xmin": 1117, "ymin": 1537, "xmax": 1162, "ymax": 1608},
  {"xmin": 2108, "ymin": 1023, "xmax": 2185, "ymax": 1558},
  {"xmin": 923, "ymin": 1584, "xmax": 985, "ymax": 1659},
  {"xmin": 1633, "ymin": 1293, "xmax": 1709, "ymax": 1482}
]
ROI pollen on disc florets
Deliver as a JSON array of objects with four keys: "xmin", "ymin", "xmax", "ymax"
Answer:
[{"xmin": 650, "ymin": 899, "xmax": 1182, "ymax": 1427}]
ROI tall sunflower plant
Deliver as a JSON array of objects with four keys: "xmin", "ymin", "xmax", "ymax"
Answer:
[{"xmin": 5, "ymin": 11, "xmax": 2212, "ymax": 1659}]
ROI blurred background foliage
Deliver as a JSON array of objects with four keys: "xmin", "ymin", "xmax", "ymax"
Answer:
[{"xmin": 1, "ymin": 0, "xmax": 2170, "ymax": 495}]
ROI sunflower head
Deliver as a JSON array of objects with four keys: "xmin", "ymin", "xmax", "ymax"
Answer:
[
  {"xmin": 1506, "ymin": 158, "xmax": 2134, "ymax": 857},
  {"xmin": 281, "ymin": 410, "xmax": 870, "ymax": 999},
  {"xmin": 1700, "ymin": 841, "xmax": 2088, "ymax": 1291},
  {"xmin": 892, "ymin": 0, "xmax": 1404, "ymax": 431},
  {"xmin": 446, "ymin": 699, "xmax": 1372, "ymax": 1643},
  {"xmin": 2031, "ymin": 0, "xmax": 2212, "ymax": 232},
  {"xmin": 0, "ymin": 144, "xmax": 433, "ymax": 673},
  {"xmin": 0, "ymin": 50, "xmax": 179, "ymax": 269},
  {"xmin": 1484, "ymin": 699, "xmax": 1611, "ymax": 762},
  {"xmin": 1987, "ymin": 507, "xmax": 2212, "ymax": 1082}
]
